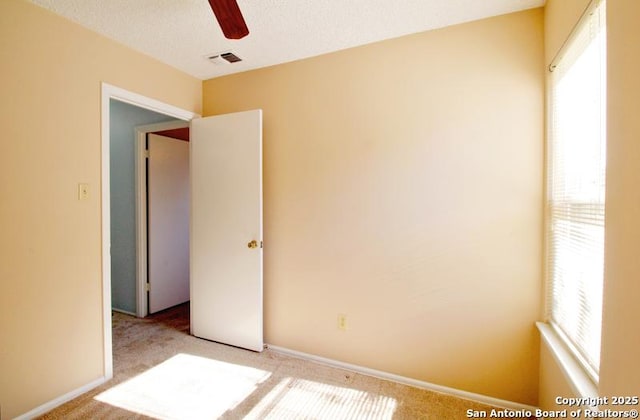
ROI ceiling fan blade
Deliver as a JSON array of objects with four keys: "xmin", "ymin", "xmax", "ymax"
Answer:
[{"xmin": 208, "ymin": 0, "xmax": 249, "ymax": 40}]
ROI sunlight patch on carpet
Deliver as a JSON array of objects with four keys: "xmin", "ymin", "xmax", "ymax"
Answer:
[
  {"xmin": 245, "ymin": 377, "xmax": 397, "ymax": 419},
  {"xmin": 95, "ymin": 353, "xmax": 271, "ymax": 419}
]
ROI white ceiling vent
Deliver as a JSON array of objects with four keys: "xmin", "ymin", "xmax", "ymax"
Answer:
[{"xmin": 206, "ymin": 52, "xmax": 243, "ymax": 65}]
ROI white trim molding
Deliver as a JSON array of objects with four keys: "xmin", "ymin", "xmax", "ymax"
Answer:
[
  {"xmin": 101, "ymin": 82, "xmax": 199, "ymax": 381},
  {"xmin": 14, "ymin": 377, "xmax": 107, "ymax": 420},
  {"xmin": 267, "ymin": 344, "xmax": 539, "ymax": 412},
  {"xmin": 537, "ymin": 322, "xmax": 599, "ymax": 399},
  {"xmin": 103, "ymin": 84, "xmax": 198, "ymax": 121},
  {"xmin": 111, "ymin": 307, "xmax": 137, "ymax": 317}
]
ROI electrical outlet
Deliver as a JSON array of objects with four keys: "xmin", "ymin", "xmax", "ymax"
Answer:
[{"xmin": 337, "ymin": 314, "xmax": 347, "ymax": 331}]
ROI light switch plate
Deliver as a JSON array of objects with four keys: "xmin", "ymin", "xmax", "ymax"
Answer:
[{"xmin": 78, "ymin": 183, "xmax": 89, "ymax": 201}]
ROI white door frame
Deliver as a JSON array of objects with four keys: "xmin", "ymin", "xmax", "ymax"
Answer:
[
  {"xmin": 101, "ymin": 83, "xmax": 199, "ymax": 379},
  {"xmin": 134, "ymin": 121, "xmax": 190, "ymax": 318}
]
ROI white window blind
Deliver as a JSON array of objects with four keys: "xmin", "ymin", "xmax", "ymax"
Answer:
[{"xmin": 547, "ymin": 0, "xmax": 606, "ymax": 379}]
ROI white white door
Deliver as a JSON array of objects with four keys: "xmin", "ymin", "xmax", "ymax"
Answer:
[
  {"xmin": 148, "ymin": 133, "xmax": 190, "ymax": 313},
  {"xmin": 190, "ymin": 110, "xmax": 263, "ymax": 352}
]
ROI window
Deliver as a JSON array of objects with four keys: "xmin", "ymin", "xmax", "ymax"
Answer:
[{"xmin": 547, "ymin": 0, "xmax": 606, "ymax": 380}]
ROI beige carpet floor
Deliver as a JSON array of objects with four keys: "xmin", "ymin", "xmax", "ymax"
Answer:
[{"xmin": 39, "ymin": 304, "xmax": 516, "ymax": 419}]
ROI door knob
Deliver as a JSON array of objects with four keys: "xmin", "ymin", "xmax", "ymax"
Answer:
[{"xmin": 248, "ymin": 240, "xmax": 258, "ymax": 249}]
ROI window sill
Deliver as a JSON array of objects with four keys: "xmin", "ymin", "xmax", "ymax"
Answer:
[{"xmin": 537, "ymin": 322, "xmax": 598, "ymax": 399}]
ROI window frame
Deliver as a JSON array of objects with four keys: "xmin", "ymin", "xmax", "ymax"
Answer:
[{"xmin": 544, "ymin": 0, "xmax": 607, "ymax": 383}]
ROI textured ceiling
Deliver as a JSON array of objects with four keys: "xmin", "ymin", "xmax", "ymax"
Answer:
[{"xmin": 29, "ymin": 0, "xmax": 545, "ymax": 80}]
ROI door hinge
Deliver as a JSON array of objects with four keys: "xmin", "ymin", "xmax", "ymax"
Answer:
[
  {"xmin": 146, "ymin": 282, "xmax": 150, "ymax": 292},
  {"xmin": 144, "ymin": 149, "xmax": 150, "ymax": 158}
]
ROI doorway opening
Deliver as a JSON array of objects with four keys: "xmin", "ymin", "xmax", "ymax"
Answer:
[
  {"xmin": 101, "ymin": 83, "xmax": 199, "ymax": 379},
  {"xmin": 103, "ymin": 84, "xmax": 265, "ymax": 382}
]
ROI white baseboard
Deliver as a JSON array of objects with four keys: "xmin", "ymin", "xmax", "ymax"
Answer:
[
  {"xmin": 111, "ymin": 307, "xmax": 137, "ymax": 316},
  {"xmin": 14, "ymin": 377, "xmax": 107, "ymax": 420},
  {"xmin": 266, "ymin": 344, "xmax": 538, "ymax": 412}
]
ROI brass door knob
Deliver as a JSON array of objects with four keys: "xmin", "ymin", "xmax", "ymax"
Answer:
[{"xmin": 248, "ymin": 240, "xmax": 258, "ymax": 249}]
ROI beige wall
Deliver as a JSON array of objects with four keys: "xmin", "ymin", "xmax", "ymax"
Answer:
[
  {"xmin": 539, "ymin": 0, "xmax": 640, "ymax": 408},
  {"xmin": 543, "ymin": 0, "xmax": 591, "ymax": 66},
  {"xmin": 204, "ymin": 9, "xmax": 544, "ymax": 405},
  {"xmin": 600, "ymin": 0, "xmax": 640, "ymax": 396},
  {"xmin": 0, "ymin": 1, "xmax": 201, "ymax": 418}
]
